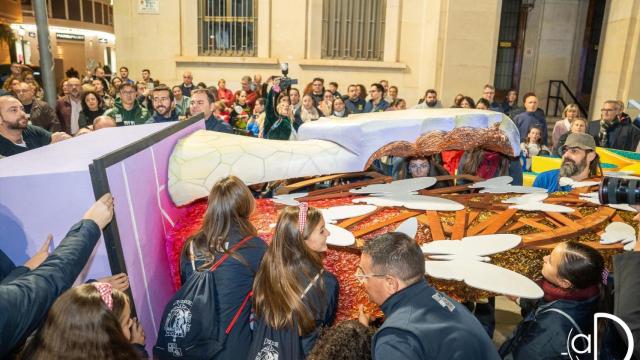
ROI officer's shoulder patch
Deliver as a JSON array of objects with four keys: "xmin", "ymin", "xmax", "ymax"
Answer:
[{"xmin": 432, "ymin": 292, "xmax": 456, "ymax": 312}]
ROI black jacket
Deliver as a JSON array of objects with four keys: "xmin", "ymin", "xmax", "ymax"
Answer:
[
  {"xmin": 0, "ymin": 250, "xmax": 29, "ymax": 284},
  {"xmin": 373, "ymin": 280, "xmax": 499, "ymax": 360},
  {"xmin": 179, "ymin": 230, "xmax": 267, "ymax": 360},
  {"xmin": 205, "ymin": 115, "xmax": 233, "ymax": 134},
  {"xmin": 0, "ymin": 219, "xmax": 101, "ymax": 357},
  {"xmin": 587, "ymin": 118, "xmax": 640, "ymax": 151},
  {"xmin": 499, "ymin": 296, "xmax": 598, "ymax": 359},
  {"xmin": 613, "ymin": 252, "xmax": 640, "ymax": 359}
]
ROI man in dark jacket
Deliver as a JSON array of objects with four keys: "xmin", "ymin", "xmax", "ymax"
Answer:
[
  {"xmin": 0, "ymin": 96, "xmax": 71, "ymax": 157},
  {"xmin": 344, "ymin": 84, "xmax": 366, "ymax": 114},
  {"xmin": 358, "ymin": 233, "xmax": 499, "ymax": 360},
  {"xmin": 364, "ymin": 83, "xmax": 390, "ymax": 113},
  {"xmin": 55, "ymin": 77, "xmax": 83, "ymax": 134},
  {"xmin": 0, "ymin": 194, "xmax": 114, "ymax": 357},
  {"xmin": 190, "ymin": 89, "xmax": 233, "ymax": 133},
  {"xmin": 587, "ymin": 99, "xmax": 640, "ymax": 151},
  {"xmin": 15, "ymin": 82, "xmax": 60, "ymax": 131},
  {"xmin": 146, "ymin": 85, "xmax": 179, "ymax": 124}
]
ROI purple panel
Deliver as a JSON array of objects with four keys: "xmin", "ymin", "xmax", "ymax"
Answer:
[
  {"xmin": 102, "ymin": 120, "xmax": 204, "ymax": 350},
  {"xmin": 0, "ymin": 170, "xmax": 111, "ymax": 281}
]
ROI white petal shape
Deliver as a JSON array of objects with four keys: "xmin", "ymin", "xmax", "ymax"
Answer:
[
  {"xmin": 325, "ymin": 223, "xmax": 355, "ymax": 247},
  {"xmin": 426, "ymin": 260, "xmax": 543, "ymax": 299},
  {"xmin": 272, "ymin": 192, "xmax": 308, "ymax": 206},
  {"xmin": 350, "ymin": 177, "xmax": 437, "ymax": 194},
  {"xmin": 272, "ymin": 198, "xmax": 302, "ymax": 206},
  {"xmin": 469, "ymin": 176, "xmax": 513, "ymax": 189},
  {"xmin": 479, "ymin": 185, "xmax": 547, "ymax": 194},
  {"xmin": 321, "ymin": 205, "xmax": 377, "ymax": 222},
  {"xmin": 395, "ymin": 217, "xmax": 418, "ymax": 239},
  {"xmin": 502, "ymin": 193, "xmax": 548, "ymax": 204},
  {"xmin": 353, "ymin": 194, "xmax": 464, "ymax": 211},
  {"xmin": 624, "ymin": 240, "xmax": 637, "ymax": 251},
  {"xmin": 272, "ymin": 192, "xmax": 308, "ymax": 200},
  {"xmin": 560, "ymin": 177, "xmax": 599, "ymax": 188},
  {"xmin": 509, "ymin": 202, "xmax": 575, "ymax": 213},
  {"xmin": 600, "ymin": 222, "xmax": 636, "ymax": 245},
  {"xmin": 421, "ymin": 234, "xmax": 521, "ymax": 257},
  {"xmin": 608, "ymin": 203, "xmax": 639, "ymax": 212}
]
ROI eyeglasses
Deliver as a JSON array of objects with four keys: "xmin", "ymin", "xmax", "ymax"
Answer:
[
  {"xmin": 408, "ymin": 163, "xmax": 429, "ymax": 170},
  {"xmin": 354, "ymin": 267, "xmax": 387, "ymax": 283},
  {"xmin": 601, "ymin": 108, "xmax": 616, "ymax": 112},
  {"xmin": 121, "ymin": 90, "xmax": 137, "ymax": 95}
]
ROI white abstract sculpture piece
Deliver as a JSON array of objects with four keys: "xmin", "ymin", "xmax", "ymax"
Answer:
[
  {"xmin": 421, "ymin": 234, "xmax": 544, "ymax": 299},
  {"xmin": 168, "ymin": 109, "xmax": 520, "ymax": 205},
  {"xmin": 350, "ymin": 177, "xmax": 437, "ymax": 194},
  {"xmin": 272, "ymin": 192, "xmax": 308, "ymax": 206},
  {"xmin": 559, "ymin": 177, "xmax": 600, "ymax": 188},
  {"xmin": 353, "ymin": 194, "xmax": 465, "ymax": 211},
  {"xmin": 600, "ymin": 222, "xmax": 637, "ymax": 251}
]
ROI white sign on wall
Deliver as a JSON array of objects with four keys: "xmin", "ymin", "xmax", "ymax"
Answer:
[{"xmin": 137, "ymin": 0, "xmax": 160, "ymax": 14}]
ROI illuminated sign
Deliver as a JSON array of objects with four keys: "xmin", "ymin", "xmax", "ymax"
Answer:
[{"xmin": 56, "ymin": 33, "xmax": 85, "ymax": 41}]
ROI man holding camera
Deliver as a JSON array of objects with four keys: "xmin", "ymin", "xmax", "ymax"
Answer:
[{"xmin": 533, "ymin": 133, "xmax": 600, "ymax": 192}]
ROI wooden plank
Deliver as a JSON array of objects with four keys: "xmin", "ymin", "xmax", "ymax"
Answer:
[
  {"xmin": 451, "ymin": 209, "xmax": 468, "ymax": 240},
  {"xmin": 297, "ymin": 174, "xmax": 391, "ymax": 197},
  {"xmin": 424, "ymin": 211, "xmax": 445, "ymax": 240},
  {"xmin": 522, "ymin": 207, "xmax": 616, "ymax": 248},
  {"xmin": 611, "ymin": 213, "xmax": 624, "ymax": 223},
  {"xmin": 295, "ymin": 192, "xmax": 357, "ymax": 202},
  {"xmin": 337, "ymin": 208, "xmax": 382, "ymax": 229},
  {"xmin": 517, "ymin": 217, "xmax": 554, "ymax": 232},
  {"xmin": 352, "ymin": 210, "xmax": 422, "ymax": 238},
  {"xmin": 481, "ymin": 208, "xmax": 518, "ymax": 235},
  {"xmin": 467, "ymin": 211, "xmax": 497, "ymax": 236},
  {"xmin": 468, "ymin": 211, "xmax": 480, "ymax": 224},
  {"xmin": 545, "ymin": 212, "xmax": 581, "ymax": 230},
  {"xmin": 507, "ymin": 222, "xmax": 527, "ymax": 231}
]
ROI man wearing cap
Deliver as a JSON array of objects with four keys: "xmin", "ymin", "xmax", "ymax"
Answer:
[{"xmin": 533, "ymin": 133, "xmax": 600, "ymax": 192}]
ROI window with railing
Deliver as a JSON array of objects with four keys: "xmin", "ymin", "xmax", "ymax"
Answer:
[
  {"xmin": 321, "ymin": 0, "xmax": 386, "ymax": 61},
  {"xmin": 198, "ymin": 0, "xmax": 257, "ymax": 56}
]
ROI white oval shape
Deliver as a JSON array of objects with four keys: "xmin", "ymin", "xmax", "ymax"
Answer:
[{"xmin": 325, "ymin": 223, "xmax": 356, "ymax": 247}]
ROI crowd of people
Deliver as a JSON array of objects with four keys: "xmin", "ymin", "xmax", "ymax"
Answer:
[{"xmin": 1, "ymin": 61, "xmax": 640, "ymax": 359}]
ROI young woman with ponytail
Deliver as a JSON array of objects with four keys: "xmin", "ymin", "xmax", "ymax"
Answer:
[
  {"xmin": 499, "ymin": 241, "xmax": 610, "ymax": 359},
  {"xmin": 248, "ymin": 203, "xmax": 339, "ymax": 359}
]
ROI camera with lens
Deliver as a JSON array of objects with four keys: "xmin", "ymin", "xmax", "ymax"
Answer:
[
  {"xmin": 277, "ymin": 62, "xmax": 298, "ymax": 90},
  {"xmin": 599, "ymin": 176, "xmax": 640, "ymax": 205}
]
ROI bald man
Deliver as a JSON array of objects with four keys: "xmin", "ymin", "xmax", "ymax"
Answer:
[
  {"xmin": 180, "ymin": 71, "xmax": 194, "ymax": 97},
  {"xmin": 0, "ymin": 96, "xmax": 70, "ymax": 157},
  {"xmin": 93, "ymin": 115, "xmax": 117, "ymax": 130}
]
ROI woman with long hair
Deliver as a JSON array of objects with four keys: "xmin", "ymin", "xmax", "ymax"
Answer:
[
  {"xmin": 520, "ymin": 125, "xmax": 550, "ymax": 171},
  {"xmin": 500, "ymin": 241, "xmax": 610, "ymax": 359},
  {"xmin": 20, "ymin": 283, "xmax": 144, "ymax": 360},
  {"xmin": 331, "ymin": 96, "xmax": 349, "ymax": 118},
  {"xmin": 249, "ymin": 204, "xmax": 339, "ymax": 359},
  {"xmin": 294, "ymin": 94, "xmax": 320, "ymax": 130},
  {"xmin": 318, "ymin": 90, "xmax": 334, "ymax": 117},
  {"xmin": 178, "ymin": 176, "xmax": 267, "ymax": 359},
  {"xmin": 78, "ymin": 91, "xmax": 106, "ymax": 130}
]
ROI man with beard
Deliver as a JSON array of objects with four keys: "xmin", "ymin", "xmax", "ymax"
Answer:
[
  {"xmin": 189, "ymin": 89, "xmax": 233, "ymax": 133},
  {"xmin": 55, "ymin": 77, "xmax": 83, "ymax": 135},
  {"xmin": 533, "ymin": 133, "xmax": 599, "ymax": 192},
  {"xmin": 146, "ymin": 85, "xmax": 179, "ymax": 123},
  {"xmin": 344, "ymin": 84, "xmax": 366, "ymax": 114},
  {"xmin": 15, "ymin": 82, "xmax": 60, "ymax": 131},
  {"xmin": 414, "ymin": 89, "xmax": 442, "ymax": 109},
  {"xmin": 0, "ymin": 96, "xmax": 70, "ymax": 157}
]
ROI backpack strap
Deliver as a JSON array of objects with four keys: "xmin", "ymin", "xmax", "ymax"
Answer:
[
  {"xmin": 210, "ymin": 236, "xmax": 254, "ymax": 271},
  {"xmin": 301, "ymin": 269, "xmax": 324, "ymax": 300},
  {"xmin": 225, "ymin": 290, "xmax": 253, "ymax": 334}
]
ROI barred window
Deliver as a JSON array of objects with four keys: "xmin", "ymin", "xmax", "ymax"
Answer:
[
  {"xmin": 198, "ymin": 0, "xmax": 257, "ymax": 56},
  {"xmin": 322, "ymin": 0, "xmax": 386, "ymax": 61}
]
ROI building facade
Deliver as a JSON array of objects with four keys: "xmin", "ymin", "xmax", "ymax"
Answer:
[{"xmin": 110, "ymin": 0, "xmax": 637, "ymax": 118}]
